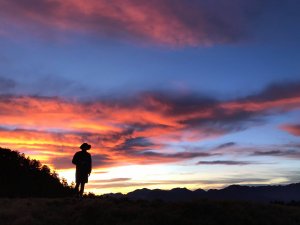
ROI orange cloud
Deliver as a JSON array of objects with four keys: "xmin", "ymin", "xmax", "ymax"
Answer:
[{"xmin": 0, "ymin": 82, "xmax": 300, "ymax": 171}]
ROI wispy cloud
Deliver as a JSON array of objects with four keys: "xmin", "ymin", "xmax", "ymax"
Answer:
[
  {"xmin": 197, "ymin": 160, "xmax": 257, "ymax": 166},
  {"xmin": 212, "ymin": 141, "xmax": 300, "ymax": 160},
  {"xmin": 215, "ymin": 142, "xmax": 236, "ymax": 150},
  {"xmin": 251, "ymin": 150, "xmax": 300, "ymax": 159}
]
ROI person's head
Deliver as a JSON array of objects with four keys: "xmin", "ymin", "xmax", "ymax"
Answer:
[{"xmin": 80, "ymin": 143, "xmax": 91, "ymax": 151}]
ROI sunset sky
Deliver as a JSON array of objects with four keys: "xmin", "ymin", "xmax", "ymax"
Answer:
[{"xmin": 0, "ymin": 0, "xmax": 300, "ymax": 195}]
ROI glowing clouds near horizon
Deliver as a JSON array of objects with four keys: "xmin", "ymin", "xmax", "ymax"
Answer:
[{"xmin": 0, "ymin": 82, "xmax": 300, "ymax": 194}]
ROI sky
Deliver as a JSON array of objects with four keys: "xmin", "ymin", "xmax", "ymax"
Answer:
[{"xmin": 0, "ymin": 0, "xmax": 300, "ymax": 195}]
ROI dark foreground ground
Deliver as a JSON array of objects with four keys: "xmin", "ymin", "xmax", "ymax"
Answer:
[{"xmin": 0, "ymin": 198, "xmax": 300, "ymax": 225}]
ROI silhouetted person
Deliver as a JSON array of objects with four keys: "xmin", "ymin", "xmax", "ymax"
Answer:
[{"xmin": 72, "ymin": 143, "xmax": 92, "ymax": 197}]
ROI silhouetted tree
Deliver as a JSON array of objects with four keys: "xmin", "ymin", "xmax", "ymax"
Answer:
[{"xmin": 0, "ymin": 147, "xmax": 74, "ymax": 197}]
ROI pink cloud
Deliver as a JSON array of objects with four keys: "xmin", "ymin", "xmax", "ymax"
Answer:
[
  {"xmin": 280, "ymin": 124, "xmax": 300, "ymax": 136},
  {"xmin": 0, "ymin": 0, "xmax": 258, "ymax": 46}
]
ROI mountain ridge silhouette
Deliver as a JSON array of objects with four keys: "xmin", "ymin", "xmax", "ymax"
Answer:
[{"xmin": 104, "ymin": 183, "xmax": 300, "ymax": 202}]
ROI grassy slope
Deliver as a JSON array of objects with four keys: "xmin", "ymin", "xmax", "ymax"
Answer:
[{"xmin": 0, "ymin": 198, "xmax": 300, "ymax": 225}]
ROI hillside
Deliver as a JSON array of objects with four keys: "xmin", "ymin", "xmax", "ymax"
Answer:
[
  {"xmin": 0, "ymin": 147, "xmax": 73, "ymax": 197},
  {"xmin": 0, "ymin": 198, "xmax": 300, "ymax": 225}
]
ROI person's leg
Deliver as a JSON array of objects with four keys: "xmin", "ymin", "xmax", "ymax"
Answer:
[
  {"xmin": 79, "ymin": 182, "xmax": 85, "ymax": 197},
  {"xmin": 75, "ymin": 182, "xmax": 80, "ymax": 196}
]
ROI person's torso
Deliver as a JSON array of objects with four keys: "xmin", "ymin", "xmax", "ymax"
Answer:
[{"xmin": 75, "ymin": 151, "xmax": 90, "ymax": 170}]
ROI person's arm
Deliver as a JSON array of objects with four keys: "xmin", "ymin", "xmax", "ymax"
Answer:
[
  {"xmin": 88, "ymin": 154, "xmax": 92, "ymax": 175},
  {"xmin": 72, "ymin": 153, "xmax": 78, "ymax": 165}
]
